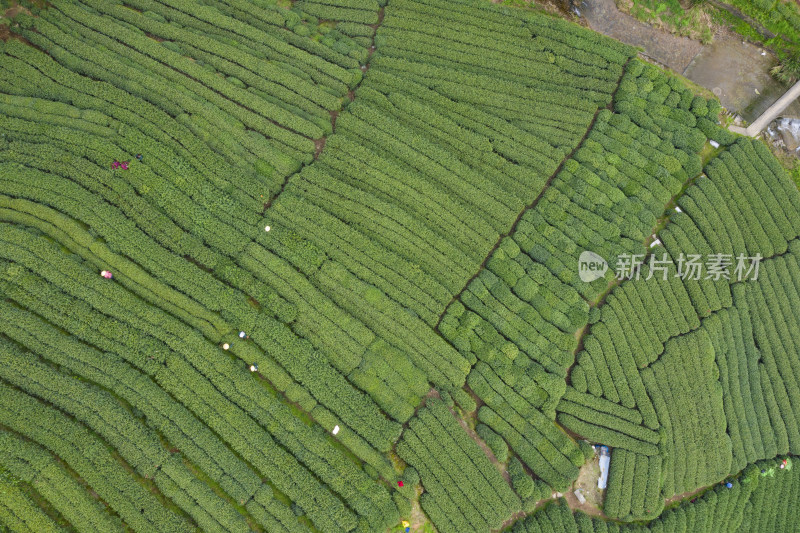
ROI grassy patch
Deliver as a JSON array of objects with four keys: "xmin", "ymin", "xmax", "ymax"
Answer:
[
  {"xmin": 699, "ymin": 141, "xmax": 724, "ymax": 165},
  {"xmin": 670, "ymin": 68, "xmax": 717, "ymax": 100},
  {"xmin": 617, "ymin": 0, "xmax": 716, "ymax": 42},
  {"xmin": 710, "ymin": 7, "xmax": 766, "ymax": 43},
  {"xmin": 764, "ymin": 137, "xmax": 800, "ymax": 191}
]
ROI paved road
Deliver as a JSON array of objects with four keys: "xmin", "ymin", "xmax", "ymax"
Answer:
[{"xmin": 733, "ymin": 79, "xmax": 800, "ymax": 136}]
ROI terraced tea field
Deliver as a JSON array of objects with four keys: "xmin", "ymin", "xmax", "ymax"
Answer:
[{"xmin": 0, "ymin": 0, "xmax": 798, "ymax": 532}]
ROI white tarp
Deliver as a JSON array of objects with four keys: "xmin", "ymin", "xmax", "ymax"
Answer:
[{"xmin": 598, "ymin": 445, "xmax": 611, "ymax": 489}]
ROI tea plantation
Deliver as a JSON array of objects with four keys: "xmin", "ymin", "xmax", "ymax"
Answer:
[{"xmin": 0, "ymin": 0, "xmax": 798, "ymax": 531}]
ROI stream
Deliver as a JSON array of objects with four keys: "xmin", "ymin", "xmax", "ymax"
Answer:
[{"xmin": 766, "ymin": 117, "xmax": 800, "ymax": 153}]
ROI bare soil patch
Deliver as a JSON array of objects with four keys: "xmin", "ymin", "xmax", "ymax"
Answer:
[{"xmin": 567, "ymin": 453, "xmax": 606, "ymax": 517}]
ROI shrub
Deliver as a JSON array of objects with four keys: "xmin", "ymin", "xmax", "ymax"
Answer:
[{"xmin": 476, "ymin": 424, "xmax": 509, "ymax": 463}]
